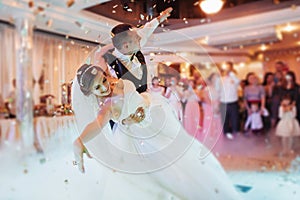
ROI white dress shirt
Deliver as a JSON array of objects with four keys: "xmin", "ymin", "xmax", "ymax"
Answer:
[
  {"xmin": 112, "ymin": 19, "xmax": 160, "ymax": 80},
  {"xmin": 220, "ymin": 72, "xmax": 240, "ymax": 103}
]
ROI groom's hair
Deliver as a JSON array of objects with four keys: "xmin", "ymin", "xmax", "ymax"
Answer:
[{"xmin": 111, "ymin": 23, "xmax": 134, "ymax": 50}]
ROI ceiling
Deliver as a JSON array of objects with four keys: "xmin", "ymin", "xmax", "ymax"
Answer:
[{"xmin": 0, "ymin": 0, "xmax": 300, "ymax": 63}]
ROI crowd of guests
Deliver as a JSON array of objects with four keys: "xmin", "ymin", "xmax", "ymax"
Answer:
[{"xmin": 150, "ymin": 61, "xmax": 300, "ymax": 156}]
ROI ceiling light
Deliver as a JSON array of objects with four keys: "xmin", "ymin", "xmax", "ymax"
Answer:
[
  {"xmin": 260, "ymin": 44, "xmax": 267, "ymax": 51},
  {"xmin": 200, "ymin": 0, "xmax": 224, "ymax": 15},
  {"xmin": 282, "ymin": 23, "xmax": 296, "ymax": 32}
]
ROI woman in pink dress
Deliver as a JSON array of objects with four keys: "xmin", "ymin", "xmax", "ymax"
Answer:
[
  {"xmin": 200, "ymin": 73, "xmax": 223, "ymax": 146},
  {"xmin": 182, "ymin": 80, "xmax": 201, "ymax": 138},
  {"xmin": 164, "ymin": 77, "xmax": 183, "ymax": 122}
]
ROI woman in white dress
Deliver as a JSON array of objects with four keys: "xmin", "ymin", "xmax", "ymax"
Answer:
[
  {"xmin": 164, "ymin": 77, "xmax": 183, "ymax": 122},
  {"xmin": 275, "ymin": 95, "xmax": 300, "ymax": 155},
  {"xmin": 148, "ymin": 76, "xmax": 165, "ymax": 96},
  {"xmin": 72, "ymin": 64, "xmax": 242, "ymax": 200}
]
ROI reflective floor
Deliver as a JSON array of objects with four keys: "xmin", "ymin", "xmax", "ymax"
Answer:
[{"xmin": 0, "ymin": 127, "xmax": 300, "ymax": 200}]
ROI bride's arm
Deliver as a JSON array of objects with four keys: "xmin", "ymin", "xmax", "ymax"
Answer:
[
  {"xmin": 79, "ymin": 100, "xmax": 113, "ymax": 143},
  {"xmin": 73, "ymin": 99, "xmax": 113, "ymax": 173}
]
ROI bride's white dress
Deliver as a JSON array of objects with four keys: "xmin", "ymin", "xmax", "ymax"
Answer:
[{"xmin": 72, "ymin": 79, "xmax": 241, "ymax": 200}]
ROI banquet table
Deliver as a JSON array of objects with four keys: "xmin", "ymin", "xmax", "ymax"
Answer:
[{"xmin": 0, "ymin": 116, "xmax": 77, "ymax": 151}]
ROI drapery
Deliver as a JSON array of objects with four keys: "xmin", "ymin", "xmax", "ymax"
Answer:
[{"xmin": 0, "ymin": 23, "xmax": 96, "ymax": 105}]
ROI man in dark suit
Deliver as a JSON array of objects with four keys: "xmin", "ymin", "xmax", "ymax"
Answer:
[{"xmin": 100, "ymin": 7, "xmax": 172, "ymax": 93}]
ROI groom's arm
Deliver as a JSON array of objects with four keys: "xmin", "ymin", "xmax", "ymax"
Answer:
[{"xmin": 138, "ymin": 7, "xmax": 173, "ymax": 47}]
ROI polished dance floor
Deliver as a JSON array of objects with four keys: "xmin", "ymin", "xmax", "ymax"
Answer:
[{"xmin": 0, "ymin": 127, "xmax": 300, "ymax": 200}]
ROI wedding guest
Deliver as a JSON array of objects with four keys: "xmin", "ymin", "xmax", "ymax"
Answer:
[
  {"xmin": 272, "ymin": 71, "xmax": 300, "ymax": 124},
  {"xmin": 275, "ymin": 95, "xmax": 300, "ymax": 156},
  {"xmin": 164, "ymin": 76, "xmax": 183, "ymax": 122},
  {"xmin": 182, "ymin": 79, "xmax": 200, "ymax": 137},
  {"xmin": 201, "ymin": 73, "xmax": 222, "ymax": 139},
  {"xmin": 262, "ymin": 72, "xmax": 275, "ymax": 130},
  {"xmin": 148, "ymin": 76, "xmax": 165, "ymax": 96},
  {"xmin": 220, "ymin": 62, "xmax": 240, "ymax": 139}
]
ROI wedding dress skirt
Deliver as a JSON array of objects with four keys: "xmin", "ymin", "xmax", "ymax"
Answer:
[{"xmin": 72, "ymin": 79, "xmax": 241, "ymax": 200}]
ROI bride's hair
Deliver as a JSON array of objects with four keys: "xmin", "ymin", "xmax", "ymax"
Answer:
[{"xmin": 77, "ymin": 64, "xmax": 106, "ymax": 96}]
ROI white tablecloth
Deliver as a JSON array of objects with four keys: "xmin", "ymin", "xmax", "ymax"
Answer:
[{"xmin": 0, "ymin": 116, "xmax": 77, "ymax": 151}]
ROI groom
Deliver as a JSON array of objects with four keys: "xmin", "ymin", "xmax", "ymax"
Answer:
[{"xmin": 102, "ymin": 7, "xmax": 173, "ymax": 93}]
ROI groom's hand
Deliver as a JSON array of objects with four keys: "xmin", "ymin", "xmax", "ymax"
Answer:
[{"xmin": 157, "ymin": 7, "xmax": 173, "ymax": 23}]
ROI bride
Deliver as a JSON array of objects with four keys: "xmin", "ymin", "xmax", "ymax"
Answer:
[{"xmin": 72, "ymin": 64, "xmax": 242, "ymax": 200}]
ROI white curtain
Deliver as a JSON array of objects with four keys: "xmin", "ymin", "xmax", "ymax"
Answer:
[
  {"xmin": 0, "ymin": 24, "xmax": 15, "ymax": 99},
  {"xmin": 0, "ymin": 23, "xmax": 96, "ymax": 105}
]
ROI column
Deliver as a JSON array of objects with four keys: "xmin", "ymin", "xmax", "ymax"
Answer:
[{"xmin": 14, "ymin": 13, "xmax": 34, "ymax": 148}]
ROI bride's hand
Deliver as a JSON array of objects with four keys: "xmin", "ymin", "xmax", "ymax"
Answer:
[
  {"xmin": 73, "ymin": 138, "xmax": 92, "ymax": 173},
  {"xmin": 122, "ymin": 107, "xmax": 145, "ymax": 125}
]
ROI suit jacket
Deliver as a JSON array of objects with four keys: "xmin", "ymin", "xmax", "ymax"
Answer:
[{"xmin": 104, "ymin": 50, "xmax": 148, "ymax": 94}]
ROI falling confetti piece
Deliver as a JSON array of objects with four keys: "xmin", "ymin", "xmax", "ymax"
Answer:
[
  {"xmin": 23, "ymin": 169, "xmax": 28, "ymax": 174},
  {"xmin": 127, "ymin": 8, "xmax": 133, "ymax": 12},
  {"xmin": 64, "ymin": 179, "xmax": 69, "ymax": 184},
  {"xmin": 113, "ymin": 4, "xmax": 118, "ymax": 8},
  {"xmin": 8, "ymin": 17, "xmax": 14, "ymax": 24},
  {"xmin": 39, "ymin": 158, "xmax": 46, "ymax": 164},
  {"xmin": 67, "ymin": 0, "xmax": 75, "ymax": 8},
  {"xmin": 75, "ymin": 21, "xmax": 82, "ymax": 27},
  {"xmin": 38, "ymin": 6, "xmax": 44, "ymax": 12},
  {"xmin": 234, "ymin": 185, "xmax": 252, "ymax": 193},
  {"xmin": 46, "ymin": 19, "xmax": 53, "ymax": 27},
  {"xmin": 28, "ymin": 0, "xmax": 34, "ymax": 8},
  {"xmin": 194, "ymin": 1, "xmax": 199, "ymax": 6},
  {"xmin": 153, "ymin": 4, "xmax": 156, "ymax": 8},
  {"xmin": 112, "ymin": 10, "xmax": 116, "ymax": 13},
  {"xmin": 291, "ymin": 4, "xmax": 297, "ymax": 10},
  {"xmin": 140, "ymin": 14, "xmax": 144, "ymax": 20},
  {"xmin": 214, "ymin": 188, "xmax": 219, "ymax": 193},
  {"xmin": 84, "ymin": 28, "xmax": 91, "ymax": 34}
]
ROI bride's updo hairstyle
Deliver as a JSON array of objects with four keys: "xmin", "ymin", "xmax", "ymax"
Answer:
[{"xmin": 77, "ymin": 64, "xmax": 106, "ymax": 96}]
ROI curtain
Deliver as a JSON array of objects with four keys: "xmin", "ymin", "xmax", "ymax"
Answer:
[{"xmin": 0, "ymin": 23, "xmax": 96, "ymax": 105}]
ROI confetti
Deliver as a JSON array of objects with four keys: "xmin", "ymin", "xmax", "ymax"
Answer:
[
  {"xmin": 64, "ymin": 179, "xmax": 69, "ymax": 184},
  {"xmin": 75, "ymin": 21, "xmax": 82, "ymax": 27},
  {"xmin": 39, "ymin": 158, "xmax": 46, "ymax": 164},
  {"xmin": 28, "ymin": 0, "xmax": 34, "ymax": 8},
  {"xmin": 112, "ymin": 10, "xmax": 116, "ymax": 13},
  {"xmin": 84, "ymin": 28, "xmax": 91, "ymax": 34},
  {"xmin": 140, "ymin": 14, "xmax": 144, "ymax": 20},
  {"xmin": 67, "ymin": 0, "xmax": 75, "ymax": 8},
  {"xmin": 23, "ymin": 169, "xmax": 28, "ymax": 174},
  {"xmin": 291, "ymin": 4, "xmax": 297, "ymax": 10},
  {"xmin": 46, "ymin": 19, "xmax": 53, "ymax": 27},
  {"xmin": 113, "ymin": 4, "xmax": 118, "ymax": 8}
]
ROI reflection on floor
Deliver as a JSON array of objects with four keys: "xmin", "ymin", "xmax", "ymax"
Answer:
[{"xmin": 0, "ymin": 128, "xmax": 300, "ymax": 200}]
